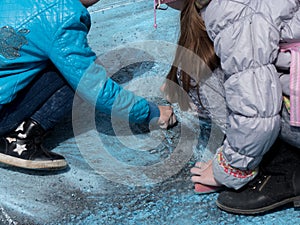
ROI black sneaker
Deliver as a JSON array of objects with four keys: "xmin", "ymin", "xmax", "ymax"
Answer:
[{"xmin": 0, "ymin": 119, "xmax": 67, "ymax": 170}]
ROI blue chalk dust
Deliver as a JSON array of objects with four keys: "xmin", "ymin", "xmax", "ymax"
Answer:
[{"xmin": 0, "ymin": 1, "xmax": 299, "ymax": 225}]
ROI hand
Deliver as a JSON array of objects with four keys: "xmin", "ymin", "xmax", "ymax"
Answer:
[
  {"xmin": 190, "ymin": 160, "xmax": 221, "ymax": 186},
  {"xmin": 157, "ymin": 105, "xmax": 177, "ymax": 129}
]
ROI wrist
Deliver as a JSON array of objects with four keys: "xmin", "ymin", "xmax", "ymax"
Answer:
[{"xmin": 147, "ymin": 101, "xmax": 160, "ymax": 124}]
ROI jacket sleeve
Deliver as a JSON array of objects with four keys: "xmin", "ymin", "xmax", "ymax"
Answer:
[
  {"xmin": 203, "ymin": 0, "xmax": 296, "ymax": 189},
  {"xmin": 45, "ymin": 5, "xmax": 153, "ymax": 124}
]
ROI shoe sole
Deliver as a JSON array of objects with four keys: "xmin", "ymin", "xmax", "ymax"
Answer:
[
  {"xmin": 216, "ymin": 196, "xmax": 300, "ymax": 215},
  {"xmin": 0, "ymin": 153, "xmax": 67, "ymax": 170}
]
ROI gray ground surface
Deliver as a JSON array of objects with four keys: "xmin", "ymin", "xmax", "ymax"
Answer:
[{"xmin": 0, "ymin": 1, "xmax": 299, "ymax": 224}]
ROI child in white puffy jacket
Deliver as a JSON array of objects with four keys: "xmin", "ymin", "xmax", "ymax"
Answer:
[{"xmin": 162, "ymin": 0, "xmax": 300, "ymax": 214}]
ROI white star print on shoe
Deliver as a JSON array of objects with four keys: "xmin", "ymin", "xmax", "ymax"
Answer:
[{"xmin": 0, "ymin": 119, "xmax": 67, "ymax": 170}]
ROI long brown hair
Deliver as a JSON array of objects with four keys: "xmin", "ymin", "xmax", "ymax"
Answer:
[{"xmin": 164, "ymin": 0, "xmax": 219, "ymax": 110}]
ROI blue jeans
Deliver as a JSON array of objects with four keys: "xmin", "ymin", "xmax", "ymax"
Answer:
[{"xmin": 0, "ymin": 65, "xmax": 75, "ymax": 136}]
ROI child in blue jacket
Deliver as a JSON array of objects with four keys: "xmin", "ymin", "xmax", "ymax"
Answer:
[{"xmin": 0, "ymin": 0, "xmax": 176, "ymax": 170}]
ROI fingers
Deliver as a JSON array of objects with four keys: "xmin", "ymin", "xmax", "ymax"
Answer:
[
  {"xmin": 194, "ymin": 160, "xmax": 212, "ymax": 168},
  {"xmin": 166, "ymin": 111, "xmax": 177, "ymax": 128},
  {"xmin": 157, "ymin": 105, "xmax": 177, "ymax": 129},
  {"xmin": 190, "ymin": 160, "xmax": 221, "ymax": 186},
  {"xmin": 191, "ymin": 175, "xmax": 206, "ymax": 184},
  {"xmin": 171, "ymin": 113, "xmax": 177, "ymax": 124},
  {"xmin": 190, "ymin": 166, "xmax": 205, "ymax": 175},
  {"xmin": 191, "ymin": 174, "xmax": 220, "ymax": 186},
  {"xmin": 158, "ymin": 121, "xmax": 168, "ymax": 129},
  {"xmin": 191, "ymin": 160, "xmax": 213, "ymax": 175}
]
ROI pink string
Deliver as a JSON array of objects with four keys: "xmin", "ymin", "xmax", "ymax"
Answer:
[
  {"xmin": 154, "ymin": 0, "xmax": 157, "ymax": 28},
  {"xmin": 154, "ymin": 0, "xmax": 177, "ymax": 29}
]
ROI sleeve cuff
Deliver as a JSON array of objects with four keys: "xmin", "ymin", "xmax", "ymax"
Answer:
[
  {"xmin": 213, "ymin": 147, "xmax": 258, "ymax": 190},
  {"xmin": 146, "ymin": 101, "xmax": 160, "ymax": 124}
]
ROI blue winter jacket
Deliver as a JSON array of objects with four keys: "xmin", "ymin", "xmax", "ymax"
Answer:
[{"xmin": 0, "ymin": 0, "xmax": 158, "ymax": 123}]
